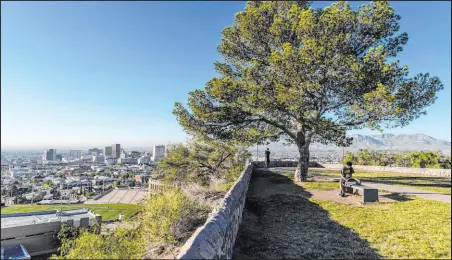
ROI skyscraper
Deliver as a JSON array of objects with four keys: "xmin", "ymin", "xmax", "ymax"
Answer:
[
  {"xmin": 152, "ymin": 145, "xmax": 165, "ymax": 162},
  {"xmin": 105, "ymin": 146, "xmax": 113, "ymax": 158},
  {"xmin": 69, "ymin": 150, "xmax": 82, "ymax": 159},
  {"xmin": 43, "ymin": 149, "xmax": 57, "ymax": 161},
  {"xmin": 111, "ymin": 144, "xmax": 121, "ymax": 159}
]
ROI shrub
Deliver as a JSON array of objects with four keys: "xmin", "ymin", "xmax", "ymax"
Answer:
[
  {"xmin": 142, "ymin": 189, "xmax": 207, "ymax": 244},
  {"xmin": 344, "ymin": 150, "xmax": 451, "ymax": 169},
  {"xmin": 51, "ymin": 226, "xmax": 144, "ymax": 259}
]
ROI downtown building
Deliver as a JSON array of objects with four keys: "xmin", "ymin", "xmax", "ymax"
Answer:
[
  {"xmin": 42, "ymin": 149, "xmax": 57, "ymax": 162},
  {"xmin": 69, "ymin": 150, "xmax": 82, "ymax": 159},
  {"xmin": 111, "ymin": 144, "xmax": 121, "ymax": 159},
  {"xmin": 105, "ymin": 146, "xmax": 113, "ymax": 158},
  {"xmin": 152, "ymin": 145, "xmax": 165, "ymax": 162}
]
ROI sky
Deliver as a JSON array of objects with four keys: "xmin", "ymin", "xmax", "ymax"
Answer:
[{"xmin": 1, "ymin": 1, "xmax": 451, "ymax": 150}]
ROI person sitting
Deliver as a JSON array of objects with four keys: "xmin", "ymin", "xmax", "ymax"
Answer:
[{"xmin": 339, "ymin": 161, "xmax": 354, "ymax": 197}]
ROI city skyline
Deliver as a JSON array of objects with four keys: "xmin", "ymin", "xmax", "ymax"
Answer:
[{"xmin": 2, "ymin": 1, "xmax": 451, "ymax": 149}]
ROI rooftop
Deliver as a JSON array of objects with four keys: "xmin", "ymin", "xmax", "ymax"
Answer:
[
  {"xmin": 1, "ymin": 244, "xmax": 30, "ymax": 260},
  {"xmin": 1, "ymin": 209, "xmax": 96, "ymax": 228}
]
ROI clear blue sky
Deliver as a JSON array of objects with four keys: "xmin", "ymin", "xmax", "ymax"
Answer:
[{"xmin": 1, "ymin": 1, "xmax": 451, "ymax": 150}]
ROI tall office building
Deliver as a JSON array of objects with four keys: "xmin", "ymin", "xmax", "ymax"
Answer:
[
  {"xmin": 105, "ymin": 146, "xmax": 113, "ymax": 158},
  {"xmin": 69, "ymin": 150, "xmax": 82, "ymax": 159},
  {"xmin": 43, "ymin": 149, "xmax": 57, "ymax": 161},
  {"xmin": 111, "ymin": 144, "xmax": 121, "ymax": 159},
  {"xmin": 152, "ymin": 145, "xmax": 165, "ymax": 162}
]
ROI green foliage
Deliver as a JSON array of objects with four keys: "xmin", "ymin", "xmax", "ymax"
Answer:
[
  {"xmin": 225, "ymin": 165, "xmax": 244, "ymax": 184},
  {"xmin": 156, "ymin": 138, "xmax": 250, "ymax": 186},
  {"xmin": 141, "ymin": 189, "xmax": 207, "ymax": 244},
  {"xmin": 51, "ymin": 226, "xmax": 144, "ymax": 259},
  {"xmin": 344, "ymin": 150, "xmax": 451, "ymax": 169},
  {"xmin": 53, "ymin": 225, "xmax": 87, "ymax": 257},
  {"xmin": 343, "ymin": 152, "xmax": 354, "ymax": 164},
  {"xmin": 173, "ymin": 1, "xmax": 443, "ymax": 180}
]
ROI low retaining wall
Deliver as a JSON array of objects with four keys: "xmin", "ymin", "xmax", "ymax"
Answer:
[
  {"xmin": 252, "ymin": 160, "xmax": 450, "ymax": 177},
  {"xmin": 1, "ymin": 210, "xmax": 57, "ymax": 218},
  {"xmin": 92, "ymin": 189, "xmax": 113, "ymax": 201},
  {"xmin": 177, "ymin": 163, "xmax": 253, "ymax": 259},
  {"xmin": 251, "ymin": 161, "xmax": 321, "ymax": 168},
  {"xmin": 318, "ymin": 164, "xmax": 451, "ymax": 178}
]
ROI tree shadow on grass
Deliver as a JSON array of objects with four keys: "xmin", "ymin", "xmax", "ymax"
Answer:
[
  {"xmin": 381, "ymin": 192, "xmax": 414, "ymax": 202},
  {"xmin": 233, "ymin": 169, "xmax": 382, "ymax": 259}
]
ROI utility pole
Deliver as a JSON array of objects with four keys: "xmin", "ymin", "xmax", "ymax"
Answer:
[
  {"xmin": 342, "ymin": 147, "xmax": 345, "ymax": 163},
  {"xmin": 257, "ymin": 144, "xmax": 259, "ymax": 161}
]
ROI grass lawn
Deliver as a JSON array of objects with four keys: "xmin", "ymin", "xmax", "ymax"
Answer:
[
  {"xmin": 312, "ymin": 197, "xmax": 451, "ymax": 259},
  {"xmin": 0, "ymin": 204, "xmax": 142, "ymax": 222},
  {"xmin": 276, "ymin": 167, "xmax": 451, "ymax": 194}
]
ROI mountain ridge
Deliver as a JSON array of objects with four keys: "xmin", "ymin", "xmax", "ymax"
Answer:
[{"xmin": 262, "ymin": 133, "xmax": 451, "ymax": 155}]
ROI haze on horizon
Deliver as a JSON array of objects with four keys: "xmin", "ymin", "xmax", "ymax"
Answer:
[{"xmin": 1, "ymin": 1, "xmax": 451, "ymax": 150}]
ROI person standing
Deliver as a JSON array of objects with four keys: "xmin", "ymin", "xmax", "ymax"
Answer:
[{"xmin": 265, "ymin": 148, "xmax": 271, "ymax": 168}]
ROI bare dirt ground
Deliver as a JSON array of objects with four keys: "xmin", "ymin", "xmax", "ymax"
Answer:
[{"xmin": 232, "ymin": 169, "xmax": 382, "ymax": 259}]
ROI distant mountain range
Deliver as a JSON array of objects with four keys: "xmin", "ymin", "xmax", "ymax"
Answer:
[{"xmin": 262, "ymin": 134, "xmax": 451, "ymax": 155}]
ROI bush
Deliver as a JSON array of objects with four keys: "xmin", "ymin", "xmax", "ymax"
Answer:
[
  {"xmin": 344, "ymin": 150, "xmax": 451, "ymax": 169},
  {"xmin": 142, "ymin": 189, "xmax": 208, "ymax": 244},
  {"xmin": 51, "ymin": 189, "xmax": 210, "ymax": 259},
  {"xmin": 51, "ymin": 226, "xmax": 144, "ymax": 259}
]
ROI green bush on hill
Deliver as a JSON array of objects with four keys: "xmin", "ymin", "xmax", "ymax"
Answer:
[{"xmin": 344, "ymin": 149, "xmax": 451, "ymax": 169}]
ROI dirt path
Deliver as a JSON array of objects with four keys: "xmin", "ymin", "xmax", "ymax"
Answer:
[{"xmin": 232, "ymin": 169, "xmax": 381, "ymax": 259}]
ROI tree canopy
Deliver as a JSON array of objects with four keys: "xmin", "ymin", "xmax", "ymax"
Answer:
[
  {"xmin": 156, "ymin": 138, "xmax": 250, "ymax": 186},
  {"xmin": 173, "ymin": 1, "xmax": 443, "ymax": 181}
]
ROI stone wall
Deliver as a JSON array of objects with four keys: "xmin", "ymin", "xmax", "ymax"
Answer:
[
  {"xmin": 317, "ymin": 163, "xmax": 451, "ymax": 178},
  {"xmin": 176, "ymin": 163, "xmax": 253, "ymax": 259},
  {"xmin": 92, "ymin": 189, "xmax": 113, "ymax": 200},
  {"xmin": 251, "ymin": 161, "xmax": 322, "ymax": 168},
  {"xmin": 252, "ymin": 160, "xmax": 450, "ymax": 177}
]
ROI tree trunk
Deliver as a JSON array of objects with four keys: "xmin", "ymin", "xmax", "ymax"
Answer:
[{"xmin": 294, "ymin": 142, "xmax": 310, "ymax": 182}]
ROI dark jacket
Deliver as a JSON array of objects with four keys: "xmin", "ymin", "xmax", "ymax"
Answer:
[{"xmin": 265, "ymin": 150, "xmax": 270, "ymax": 162}]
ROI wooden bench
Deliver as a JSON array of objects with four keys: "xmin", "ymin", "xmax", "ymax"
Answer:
[{"xmin": 351, "ymin": 185, "xmax": 379, "ymax": 203}]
